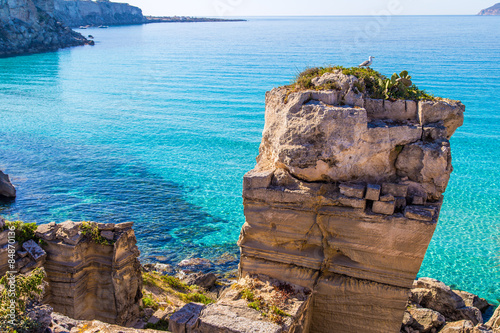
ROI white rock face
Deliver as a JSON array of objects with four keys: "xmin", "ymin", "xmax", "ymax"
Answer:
[{"xmin": 257, "ymin": 85, "xmax": 463, "ymax": 200}]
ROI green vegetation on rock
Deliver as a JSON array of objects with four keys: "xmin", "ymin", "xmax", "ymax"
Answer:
[
  {"xmin": 233, "ymin": 283, "xmax": 291, "ymax": 325},
  {"xmin": 142, "ymin": 272, "xmax": 215, "ymax": 307},
  {"xmin": 0, "ymin": 268, "xmax": 47, "ymax": 333},
  {"xmin": 145, "ymin": 319, "xmax": 169, "ymax": 330},
  {"xmin": 3, "ymin": 220, "xmax": 38, "ymax": 244},
  {"xmin": 80, "ymin": 221, "xmax": 113, "ymax": 245},
  {"xmin": 289, "ymin": 65, "xmax": 434, "ymax": 101}
]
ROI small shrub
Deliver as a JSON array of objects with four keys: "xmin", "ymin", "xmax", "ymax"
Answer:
[
  {"xmin": 179, "ymin": 292, "xmax": 214, "ymax": 305},
  {"xmin": 80, "ymin": 221, "xmax": 112, "ymax": 245},
  {"xmin": 240, "ymin": 288, "xmax": 255, "ymax": 302},
  {"xmin": 162, "ymin": 275, "xmax": 191, "ymax": 292},
  {"xmin": 145, "ymin": 319, "xmax": 169, "ymax": 331},
  {"xmin": 271, "ymin": 305, "xmax": 289, "ymax": 317},
  {"xmin": 0, "ymin": 268, "xmax": 47, "ymax": 333},
  {"xmin": 142, "ymin": 294, "xmax": 159, "ymax": 310},
  {"xmin": 248, "ymin": 300, "xmax": 262, "ymax": 311},
  {"xmin": 4, "ymin": 220, "xmax": 38, "ymax": 244},
  {"xmin": 289, "ymin": 65, "xmax": 434, "ymax": 101}
]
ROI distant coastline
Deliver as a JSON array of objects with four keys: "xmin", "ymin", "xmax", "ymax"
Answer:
[
  {"xmin": 144, "ymin": 16, "xmax": 246, "ymax": 24},
  {"xmin": 478, "ymin": 2, "xmax": 500, "ymax": 15}
]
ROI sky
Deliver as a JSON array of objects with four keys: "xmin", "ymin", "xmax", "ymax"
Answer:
[{"xmin": 125, "ymin": 0, "xmax": 497, "ymax": 17}]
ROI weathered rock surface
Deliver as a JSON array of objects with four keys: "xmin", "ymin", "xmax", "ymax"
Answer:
[
  {"xmin": 170, "ymin": 274, "xmax": 312, "ymax": 333},
  {"xmin": 54, "ymin": 0, "xmax": 144, "ymax": 27},
  {"xmin": 486, "ymin": 306, "xmax": 500, "ymax": 328},
  {"xmin": 0, "ymin": 0, "xmax": 88, "ymax": 57},
  {"xmin": 239, "ymin": 73, "xmax": 465, "ymax": 333},
  {"xmin": 50, "ymin": 312, "xmax": 165, "ymax": 332},
  {"xmin": 36, "ymin": 221, "xmax": 143, "ymax": 326},
  {"xmin": 0, "ymin": 170, "xmax": 16, "ymax": 198},
  {"xmin": 478, "ymin": 3, "xmax": 500, "ymax": 15}
]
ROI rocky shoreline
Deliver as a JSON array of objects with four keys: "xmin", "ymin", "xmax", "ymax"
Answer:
[{"xmin": 0, "ymin": 216, "xmax": 498, "ymax": 332}]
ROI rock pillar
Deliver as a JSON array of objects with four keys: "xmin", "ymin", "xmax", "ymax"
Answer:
[{"xmin": 238, "ymin": 73, "xmax": 464, "ymax": 332}]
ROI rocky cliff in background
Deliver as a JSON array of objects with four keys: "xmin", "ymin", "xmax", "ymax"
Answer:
[
  {"xmin": 54, "ymin": 0, "xmax": 143, "ymax": 27},
  {"xmin": 478, "ymin": 3, "xmax": 500, "ymax": 15},
  {"xmin": 238, "ymin": 70, "xmax": 465, "ymax": 332},
  {"xmin": 0, "ymin": 0, "xmax": 87, "ymax": 57}
]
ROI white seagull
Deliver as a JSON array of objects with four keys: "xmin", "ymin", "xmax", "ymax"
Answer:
[{"xmin": 359, "ymin": 56, "xmax": 375, "ymax": 68}]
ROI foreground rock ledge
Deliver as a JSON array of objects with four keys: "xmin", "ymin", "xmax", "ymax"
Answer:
[{"xmin": 238, "ymin": 73, "xmax": 465, "ymax": 333}]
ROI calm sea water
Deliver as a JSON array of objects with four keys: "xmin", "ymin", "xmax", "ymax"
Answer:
[{"xmin": 0, "ymin": 16, "xmax": 499, "ymax": 303}]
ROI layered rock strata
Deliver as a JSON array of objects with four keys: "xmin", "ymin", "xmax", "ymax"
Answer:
[
  {"xmin": 34, "ymin": 221, "xmax": 142, "ymax": 326},
  {"xmin": 0, "ymin": 0, "xmax": 88, "ymax": 57},
  {"xmin": 238, "ymin": 71, "xmax": 465, "ymax": 332},
  {"xmin": 54, "ymin": 0, "xmax": 144, "ymax": 27}
]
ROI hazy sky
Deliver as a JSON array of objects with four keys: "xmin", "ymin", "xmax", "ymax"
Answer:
[{"xmin": 125, "ymin": 0, "xmax": 496, "ymax": 17}]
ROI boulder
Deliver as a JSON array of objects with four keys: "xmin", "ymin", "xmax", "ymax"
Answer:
[
  {"xmin": 178, "ymin": 258, "xmax": 212, "ymax": 271},
  {"xmin": 182, "ymin": 272, "xmax": 217, "ymax": 289},
  {"xmin": 454, "ymin": 290, "xmax": 491, "ymax": 312},
  {"xmin": 39, "ymin": 223, "xmax": 142, "ymax": 326},
  {"xmin": 36, "ymin": 222, "xmax": 58, "ymax": 241},
  {"xmin": 410, "ymin": 278, "xmax": 484, "ymax": 325},
  {"xmin": 440, "ymin": 320, "xmax": 475, "ymax": 333},
  {"xmin": 403, "ymin": 306, "xmax": 446, "ymax": 333},
  {"xmin": 0, "ymin": 170, "xmax": 16, "ymax": 198},
  {"xmin": 486, "ymin": 305, "xmax": 500, "ymax": 328}
]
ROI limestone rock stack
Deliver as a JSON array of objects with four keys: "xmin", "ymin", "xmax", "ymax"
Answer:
[
  {"xmin": 238, "ymin": 71, "xmax": 465, "ymax": 332},
  {"xmin": 37, "ymin": 221, "xmax": 142, "ymax": 326}
]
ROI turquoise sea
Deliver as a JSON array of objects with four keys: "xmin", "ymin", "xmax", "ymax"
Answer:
[{"xmin": 0, "ymin": 16, "xmax": 499, "ymax": 304}]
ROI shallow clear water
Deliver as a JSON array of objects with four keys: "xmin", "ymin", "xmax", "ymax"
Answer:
[{"xmin": 0, "ymin": 16, "xmax": 499, "ymax": 303}]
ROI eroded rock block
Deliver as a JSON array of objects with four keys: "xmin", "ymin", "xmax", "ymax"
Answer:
[
  {"xmin": 365, "ymin": 184, "xmax": 381, "ymax": 201},
  {"xmin": 23, "ymin": 239, "xmax": 46, "ymax": 262},
  {"xmin": 382, "ymin": 183, "xmax": 409, "ymax": 198},
  {"xmin": 339, "ymin": 183, "xmax": 365, "ymax": 198},
  {"xmin": 418, "ymin": 100, "xmax": 465, "ymax": 138},
  {"xmin": 170, "ymin": 302, "xmax": 204, "ymax": 333},
  {"xmin": 405, "ymin": 206, "xmax": 434, "ymax": 222},
  {"xmin": 338, "ymin": 196, "xmax": 366, "ymax": 209},
  {"xmin": 373, "ymin": 200, "xmax": 395, "ymax": 215}
]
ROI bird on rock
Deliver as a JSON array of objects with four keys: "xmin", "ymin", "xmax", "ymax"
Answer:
[{"xmin": 359, "ymin": 56, "xmax": 375, "ymax": 68}]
